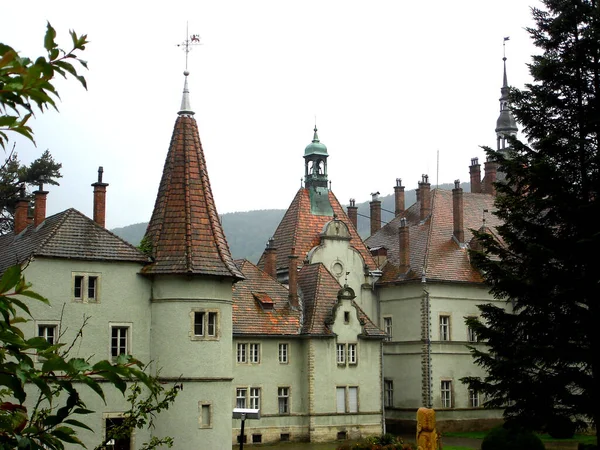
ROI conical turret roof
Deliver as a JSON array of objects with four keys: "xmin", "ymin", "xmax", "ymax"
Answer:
[{"xmin": 142, "ymin": 74, "xmax": 243, "ymax": 279}]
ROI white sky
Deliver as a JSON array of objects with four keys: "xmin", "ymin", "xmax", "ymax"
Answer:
[{"xmin": 1, "ymin": 0, "xmax": 537, "ymax": 229}]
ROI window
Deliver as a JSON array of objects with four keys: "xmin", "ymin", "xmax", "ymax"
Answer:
[
  {"xmin": 110, "ymin": 325, "xmax": 130, "ymax": 360},
  {"xmin": 105, "ymin": 416, "xmax": 131, "ymax": 450},
  {"xmin": 199, "ymin": 402, "xmax": 212, "ymax": 428},
  {"xmin": 237, "ymin": 343, "xmax": 247, "ymax": 363},
  {"xmin": 469, "ymin": 388, "xmax": 480, "ymax": 408},
  {"xmin": 336, "ymin": 343, "xmax": 346, "ymax": 364},
  {"xmin": 441, "ymin": 380, "xmax": 452, "ymax": 408},
  {"xmin": 278, "ymin": 387, "xmax": 290, "ymax": 414},
  {"xmin": 38, "ymin": 324, "xmax": 57, "ymax": 345},
  {"xmin": 236, "ymin": 388, "xmax": 247, "ymax": 408},
  {"xmin": 383, "ymin": 317, "xmax": 392, "ymax": 341},
  {"xmin": 249, "ymin": 343, "xmax": 260, "ymax": 363},
  {"xmin": 440, "ymin": 315, "xmax": 450, "ymax": 341},
  {"xmin": 278, "ymin": 343, "xmax": 288, "ymax": 363},
  {"xmin": 384, "ymin": 380, "xmax": 393, "ymax": 408},
  {"xmin": 249, "ymin": 388, "xmax": 260, "ymax": 410},
  {"xmin": 348, "ymin": 343, "xmax": 357, "ymax": 364},
  {"xmin": 191, "ymin": 310, "xmax": 219, "ymax": 340},
  {"xmin": 252, "ymin": 434, "xmax": 262, "ymax": 444},
  {"xmin": 336, "ymin": 386, "xmax": 359, "ymax": 413},
  {"xmin": 72, "ymin": 273, "xmax": 100, "ymax": 302},
  {"xmin": 344, "ymin": 311, "xmax": 350, "ymax": 323},
  {"xmin": 467, "ymin": 325, "xmax": 478, "ymax": 343}
]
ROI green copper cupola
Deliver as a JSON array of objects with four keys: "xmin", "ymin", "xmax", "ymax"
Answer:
[{"xmin": 304, "ymin": 126, "xmax": 333, "ymax": 216}]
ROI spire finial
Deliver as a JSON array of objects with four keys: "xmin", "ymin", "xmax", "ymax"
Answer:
[
  {"xmin": 312, "ymin": 125, "xmax": 319, "ymax": 143},
  {"xmin": 502, "ymin": 37, "xmax": 510, "ymax": 87},
  {"xmin": 177, "ymin": 23, "xmax": 200, "ymax": 116},
  {"xmin": 177, "ymin": 22, "xmax": 201, "ymax": 71}
]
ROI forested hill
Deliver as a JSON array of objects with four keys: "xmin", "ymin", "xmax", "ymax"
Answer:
[{"xmin": 111, "ymin": 182, "xmax": 467, "ymax": 263}]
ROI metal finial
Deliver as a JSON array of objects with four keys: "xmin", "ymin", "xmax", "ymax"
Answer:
[{"xmin": 177, "ymin": 22, "xmax": 201, "ymax": 72}]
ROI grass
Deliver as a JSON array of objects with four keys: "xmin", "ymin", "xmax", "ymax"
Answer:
[{"xmin": 443, "ymin": 430, "xmax": 596, "ymax": 446}]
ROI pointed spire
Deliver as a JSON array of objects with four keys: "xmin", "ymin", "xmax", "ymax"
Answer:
[
  {"xmin": 312, "ymin": 126, "xmax": 320, "ymax": 143},
  {"xmin": 179, "ymin": 70, "xmax": 194, "ymax": 116},
  {"xmin": 495, "ymin": 38, "xmax": 518, "ymax": 150}
]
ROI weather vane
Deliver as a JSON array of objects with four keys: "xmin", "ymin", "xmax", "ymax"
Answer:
[
  {"xmin": 503, "ymin": 36, "xmax": 510, "ymax": 59},
  {"xmin": 177, "ymin": 22, "xmax": 201, "ymax": 71}
]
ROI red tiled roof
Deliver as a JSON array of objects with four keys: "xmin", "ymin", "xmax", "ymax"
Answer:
[
  {"xmin": 142, "ymin": 115, "xmax": 243, "ymax": 279},
  {"xmin": 257, "ymin": 188, "xmax": 377, "ymax": 272},
  {"xmin": 366, "ymin": 189, "xmax": 501, "ymax": 284},
  {"xmin": 0, "ymin": 209, "xmax": 149, "ymax": 274},
  {"xmin": 233, "ymin": 259, "xmax": 301, "ymax": 335}
]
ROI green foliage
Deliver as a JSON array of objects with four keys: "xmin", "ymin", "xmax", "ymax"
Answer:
[
  {"xmin": 336, "ymin": 434, "xmax": 413, "ymax": 450},
  {"xmin": 546, "ymin": 415, "xmax": 576, "ymax": 440},
  {"xmin": 0, "ymin": 22, "xmax": 88, "ymax": 148},
  {"xmin": 462, "ymin": 0, "xmax": 600, "ymax": 440},
  {"xmin": 0, "ymin": 265, "xmax": 180, "ymax": 449},
  {"xmin": 481, "ymin": 426, "xmax": 545, "ymax": 450}
]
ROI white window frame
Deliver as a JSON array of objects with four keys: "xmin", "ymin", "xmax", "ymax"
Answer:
[
  {"xmin": 336, "ymin": 343, "xmax": 346, "ymax": 365},
  {"xmin": 347, "ymin": 343, "xmax": 357, "ymax": 365},
  {"xmin": 383, "ymin": 316, "xmax": 392, "ymax": 341},
  {"xmin": 249, "ymin": 343, "xmax": 260, "ymax": 364},
  {"xmin": 278, "ymin": 387, "xmax": 290, "ymax": 415},
  {"xmin": 109, "ymin": 323, "xmax": 132, "ymax": 361},
  {"xmin": 37, "ymin": 321, "xmax": 60, "ymax": 345},
  {"xmin": 336, "ymin": 386, "xmax": 359, "ymax": 413},
  {"xmin": 237, "ymin": 343, "xmax": 248, "ymax": 363},
  {"xmin": 72, "ymin": 272, "xmax": 101, "ymax": 303},
  {"xmin": 467, "ymin": 318, "xmax": 478, "ymax": 342},
  {"xmin": 278, "ymin": 343, "xmax": 289, "ymax": 364},
  {"xmin": 198, "ymin": 402, "xmax": 212, "ymax": 429},
  {"xmin": 441, "ymin": 380, "xmax": 453, "ymax": 408},
  {"xmin": 384, "ymin": 379, "xmax": 393, "ymax": 408},
  {"xmin": 190, "ymin": 309, "xmax": 219, "ymax": 341},
  {"xmin": 439, "ymin": 315, "xmax": 451, "ymax": 341},
  {"xmin": 249, "ymin": 387, "xmax": 260, "ymax": 410},
  {"xmin": 469, "ymin": 388, "xmax": 480, "ymax": 408},
  {"xmin": 236, "ymin": 388, "xmax": 247, "ymax": 409}
]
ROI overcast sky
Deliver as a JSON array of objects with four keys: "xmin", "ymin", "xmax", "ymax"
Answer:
[{"xmin": 2, "ymin": 0, "xmax": 538, "ymax": 229}]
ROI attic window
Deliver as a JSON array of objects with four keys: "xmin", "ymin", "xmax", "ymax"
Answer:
[
  {"xmin": 253, "ymin": 292, "xmax": 274, "ymax": 310},
  {"xmin": 344, "ymin": 311, "xmax": 350, "ymax": 323},
  {"xmin": 369, "ymin": 246, "xmax": 387, "ymax": 257}
]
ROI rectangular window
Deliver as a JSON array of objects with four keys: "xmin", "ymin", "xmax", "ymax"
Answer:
[
  {"xmin": 344, "ymin": 311, "xmax": 350, "ymax": 323},
  {"xmin": 336, "ymin": 343, "xmax": 346, "ymax": 364},
  {"xmin": 207, "ymin": 312, "xmax": 217, "ymax": 336},
  {"xmin": 236, "ymin": 388, "xmax": 247, "ymax": 409},
  {"xmin": 348, "ymin": 343, "xmax": 357, "ymax": 364},
  {"xmin": 441, "ymin": 380, "xmax": 452, "ymax": 408},
  {"xmin": 249, "ymin": 343, "xmax": 260, "ymax": 363},
  {"xmin": 38, "ymin": 324, "xmax": 57, "ymax": 345},
  {"xmin": 467, "ymin": 325, "xmax": 478, "ymax": 343},
  {"xmin": 111, "ymin": 326, "xmax": 129, "ymax": 359},
  {"xmin": 199, "ymin": 403, "xmax": 212, "ymax": 428},
  {"xmin": 278, "ymin": 343, "xmax": 288, "ymax": 363},
  {"xmin": 194, "ymin": 312, "xmax": 205, "ymax": 336},
  {"xmin": 469, "ymin": 388, "xmax": 480, "ymax": 408},
  {"xmin": 73, "ymin": 273, "xmax": 100, "ymax": 302},
  {"xmin": 336, "ymin": 387, "xmax": 346, "ymax": 413},
  {"xmin": 348, "ymin": 386, "xmax": 358, "ymax": 413},
  {"xmin": 105, "ymin": 417, "xmax": 131, "ymax": 450},
  {"xmin": 237, "ymin": 343, "xmax": 247, "ymax": 363},
  {"xmin": 440, "ymin": 315, "xmax": 450, "ymax": 341},
  {"xmin": 384, "ymin": 317, "xmax": 392, "ymax": 341},
  {"xmin": 384, "ymin": 380, "xmax": 393, "ymax": 408},
  {"xmin": 278, "ymin": 387, "xmax": 290, "ymax": 414},
  {"xmin": 249, "ymin": 387, "xmax": 260, "ymax": 410}
]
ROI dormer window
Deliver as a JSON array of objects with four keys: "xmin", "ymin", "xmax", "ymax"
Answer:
[{"xmin": 72, "ymin": 273, "xmax": 101, "ymax": 303}]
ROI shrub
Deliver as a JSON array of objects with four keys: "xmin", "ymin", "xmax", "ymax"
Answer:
[
  {"xmin": 546, "ymin": 415, "xmax": 576, "ymax": 439},
  {"xmin": 481, "ymin": 425, "xmax": 545, "ymax": 450},
  {"xmin": 336, "ymin": 434, "xmax": 414, "ymax": 450}
]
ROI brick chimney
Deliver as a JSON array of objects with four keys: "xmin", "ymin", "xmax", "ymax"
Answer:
[
  {"xmin": 483, "ymin": 157, "xmax": 497, "ymax": 195},
  {"xmin": 452, "ymin": 179, "xmax": 464, "ymax": 243},
  {"xmin": 394, "ymin": 178, "xmax": 405, "ymax": 217},
  {"xmin": 264, "ymin": 237, "xmax": 277, "ymax": 279},
  {"xmin": 14, "ymin": 185, "xmax": 29, "ymax": 235},
  {"xmin": 370, "ymin": 192, "xmax": 381, "ymax": 236},
  {"xmin": 419, "ymin": 174, "xmax": 431, "ymax": 221},
  {"xmin": 398, "ymin": 217, "xmax": 410, "ymax": 273},
  {"xmin": 288, "ymin": 248, "xmax": 299, "ymax": 308},
  {"xmin": 33, "ymin": 183, "xmax": 49, "ymax": 227},
  {"xmin": 91, "ymin": 166, "xmax": 109, "ymax": 228},
  {"xmin": 347, "ymin": 198, "xmax": 358, "ymax": 229},
  {"xmin": 469, "ymin": 158, "xmax": 482, "ymax": 193}
]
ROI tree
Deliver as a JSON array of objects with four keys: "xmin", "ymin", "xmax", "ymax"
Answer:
[
  {"xmin": 462, "ymin": 0, "xmax": 600, "ymax": 443},
  {"xmin": 1, "ymin": 22, "xmax": 86, "ymax": 234}
]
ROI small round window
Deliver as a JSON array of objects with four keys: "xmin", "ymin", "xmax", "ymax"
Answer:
[{"xmin": 331, "ymin": 261, "xmax": 344, "ymax": 277}]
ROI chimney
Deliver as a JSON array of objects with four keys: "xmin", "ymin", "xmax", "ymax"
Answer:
[
  {"xmin": 469, "ymin": 157, "xmax": 482, "ymax": 193},
  {"xmin": 264, "ymin": 237, "xmax": 277, "ymax": 279},
  {"xmin": 483, "ymin": 157, "xmax": 497, "ymax": 195},
  {"xmin": 452, "ymin": 179, "xmax": 465, "ymax": 243},
  {"xmin": 33, "ymin": 183, "xmax": 49, "ymax": 227},
  {"xmin": 14, "ymin": 185, "xmax": 29, "ymax": 235},
  {"xmin": 288, "ymin": 248, "xmax": 299, "ymax": 308},
  {"xmin": 394, "ymin": 178, "xmax": 405, "ymax": 217},
  {"xmin": 91, "ymin": 166, "xmax": 109, "ymax": 228},
  {"xmin": 347, "ymin": 198, "xmax": 358, "ymax": 229},
  {"xmin": 398, "ymin": 217, "xmax": 410, "ymax": 273},
  {"xmin": 370, "ymin": 191, "xmax": 381, "ymax": 236},
  {"xmin": 419, "ymin": 174, "xmax": 431, "ymax": 221}
]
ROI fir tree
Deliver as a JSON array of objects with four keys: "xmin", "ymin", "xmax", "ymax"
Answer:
[{"xmin": 462, "ymin": 0, "xmax": 600, "ymax": 442}]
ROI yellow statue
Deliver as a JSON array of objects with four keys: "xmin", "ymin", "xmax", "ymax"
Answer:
[{"xmin": 416, "ymin": 407, "xmax": 440, "ymax": 450}]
